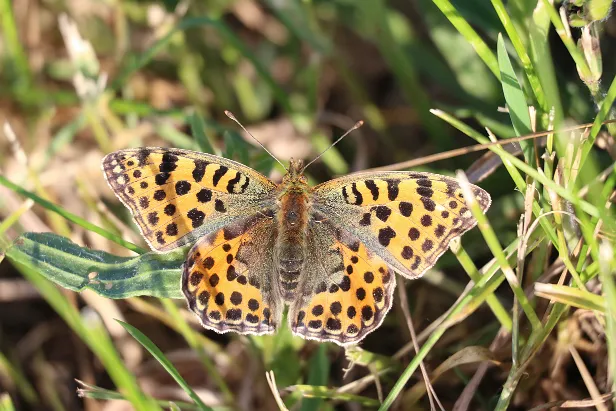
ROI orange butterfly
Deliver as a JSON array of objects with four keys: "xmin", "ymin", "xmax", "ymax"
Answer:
[{"xmin": 102, "ymin": 131, "xmax": 490, "ymax": 346}]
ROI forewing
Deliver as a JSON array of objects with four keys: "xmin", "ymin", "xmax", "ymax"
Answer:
[
  {"xmin": 312, "ymin": 171, "xmax": 491, "ymax": 279},
  {"xmin": 102, "ymin": 148, "xmax": 277, "ymax": 252},
  {"xmin": 288, "ymin": 219, "xmax": 396, "ymax": 346},
  {"xmin": 182, "ymin": 213, "xmax": 283, "ymax": 335}
]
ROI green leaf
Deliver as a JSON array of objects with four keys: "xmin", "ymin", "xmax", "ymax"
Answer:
[
  {"xmin": 6, "ymin": 233, "xmax": 184, "ymax": 299},
  {"xmin": 497, "ymin": 33, "xmax": 533, "ymax": 161},
  {"xmin": 117, "ymin": 320, "xmax": 211, "ymax": 410}
]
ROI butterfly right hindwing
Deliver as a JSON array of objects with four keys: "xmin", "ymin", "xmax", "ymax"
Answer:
[{"xmin": 288, "ymin": 217, "xmax": 396, "ymax": 346}]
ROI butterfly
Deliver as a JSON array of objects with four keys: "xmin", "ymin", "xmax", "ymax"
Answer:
[{"xmin": 102, "ymin": 143, "xmax": 490, "ymax": 346}]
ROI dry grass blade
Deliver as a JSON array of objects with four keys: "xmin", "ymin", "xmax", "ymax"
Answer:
[
  {"xmin": 362, "ymin": 120, "xmax": 616, "ymax": 174},
  {"xmin": 396, "ymin": 277, "xmax": 445, "ymax": 411},
  {"xmin": 568, "ymin": 345, "xmax": 609, "ymax": 411},
  {"xmin": 265, "ymin": 371, "xmax": 288, "ymax": 411},
  {"xmin": 526, "ymin": 392, "xmax": 615, "ymax": 410}
]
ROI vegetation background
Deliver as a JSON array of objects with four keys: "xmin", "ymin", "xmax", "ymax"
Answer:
[{"xmin": 1, "ymin": 0, "xmax": 615, "ymax": 410}]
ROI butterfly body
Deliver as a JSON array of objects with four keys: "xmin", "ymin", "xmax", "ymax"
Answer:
[
  {"xmin": 102, "ymin": 147, "xmax": 491, "ymax": 345},
  {"xmin": 275, "ymin": 159, "xmax": 311, "ymax": 301}
]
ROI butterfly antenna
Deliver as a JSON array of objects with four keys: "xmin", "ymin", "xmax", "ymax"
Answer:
[
  {"xmin": 224, "ymin": 110, "xmax": 287, "ymax": 171},
  {"xmin": 302, "ymin": 120, "xmax": 364, "ymax": 172}
]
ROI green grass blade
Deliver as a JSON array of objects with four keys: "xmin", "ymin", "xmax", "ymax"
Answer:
[
  {"xmin": 0, "ymin": 176, "xmax": 144, "ymax": 254},
  {"xmin": 496, "ymin": 34, "xmax": 533, "ymax": 161},
  {"xmin": 491, "ymin": 0, "xmax": 547, "ymax": 110},
  {"xmin": 534, "ymin": 283, "xmax": 606, "ymax": 312},
  {"xmin": 430, "ymin": 0, "xmax": 500, "ymax": 79},
  {"xmin": 189, "ymin": 112, "xmax": 216, "ymax": 154},
  {"xmin": 117, "ymin": 320, "xmax": 212, "ymax": 410},
  {"xmin": 301, "ymin": 344, "xmax": 330, "ymax": 411},
  {"xmin": 11, "ymin": 262, "xmax": 160, "ymax": 410}
]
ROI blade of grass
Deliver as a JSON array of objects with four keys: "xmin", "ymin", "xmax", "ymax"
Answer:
[
  {"xmin": 456, "ymin": 171, "xmax": 541, "ymax": 330},
  {"xmin": 380, "ymin": 231, "xmax": 544, "ymax": 409},
  {"xmin": 430, "ymin": 0, "xmax": 500, "ymax": 79},
  {"xmin": 0, "ymin": 176, "xmax": 144, "ymax": 254},
  {"xmin": 496, "ymin": 34, "xmax": 533, "ymax": 162},
  {"xmin": 117, "ymin": 320, "xmax": 211, "ymax": 410},
  {"xmin": 598, "ymin": 242, "xmax": 616, "ymax": 406},
  {"xmin": 491, "ymin": 1, "xmax": 547, "ymax": 110},
  {"xmin": 11, "ymin": 262, "xmax": 160, "ymax": 410},
  {"xmin": 160, "ymin": 299, "xmax": 235, "ymax": 406}
]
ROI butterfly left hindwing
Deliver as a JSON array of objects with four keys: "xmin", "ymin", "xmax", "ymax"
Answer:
[{"xmin": 182, "ymin": 213, "xmax": 284, "ymax": 335}]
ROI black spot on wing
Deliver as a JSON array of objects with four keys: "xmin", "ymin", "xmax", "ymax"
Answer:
[
  {"xmin": 213, "ymin": 166, "xmax": 228, "ymax": 186},
  {"xmin": 226, "ymin": 172, "xmax": 242, "ymax": 193},
  {"xmin": 160, "ymin": 152, "xmax": 179, "ymax": 173},
  {"xmin": 364, "ymin": 179, "xmax": 379, "ymax": 200},
  {"xmin": 351, "ymin": 183, "xmax": 363, "ymax": 205},
  {"xmin": 192, "ymin": 159, "xmax": 207, "ymax": 182},
  {"xmin": 239, "ymin": 176, "xmax": 250, "ymax": 193},
  {"xmin": 187, "ymin": 208, "xmax": 206, "ymax": 228},
  {"xmin": 374, "ymin": 206, "xmax": 391, "ymax": 222},
  {"xmin": 378, "ymin": 227, "xmax": 396, "ymax": 246},
  {"xmin": 155, "ymin": 172, "xmax": 171, "ymax": 186},
  {"xmin": 386, "ymin": 179, "xmax": 399, "ymax": 201},
  {"xmin": 136, "ymin": 149, "xmax": 151, "ymax": 166}
]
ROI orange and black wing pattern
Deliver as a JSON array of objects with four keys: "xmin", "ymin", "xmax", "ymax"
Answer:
[
  {"xmin": 182, "ymin": 214, "xmax": 284, "ymax": 335},
  {"xmin": 288, "ymin": 218, "xmax": 396, "ymax": 346},
  {"xmin": 102, "ymin": 148, "xmax": 276, "ymax": 252}
]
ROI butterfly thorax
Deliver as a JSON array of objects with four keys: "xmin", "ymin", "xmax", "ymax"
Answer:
[{"xmin": 276, "ymin": 159, "xmax": 311, "ymax": 301}]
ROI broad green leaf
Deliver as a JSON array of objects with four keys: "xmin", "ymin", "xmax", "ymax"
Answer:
[{"xmin": 6, "ymin": 233, "xmax": 184, "ymax": 299}]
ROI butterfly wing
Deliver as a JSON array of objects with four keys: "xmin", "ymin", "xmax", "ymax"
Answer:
[
  {"xmin": 182, "ymin": 212, "xmax": 283, "ymax": 335},
  {"xmin": 102, "ymin": 148, "xmax": 277, "ymax": 252},
  {"xmin": 288, "ymin": 218, "xmax": 396, "ymax": 345},
  {"xmin": 312, "ymin": 171, "xmax": 491, "ymax": 279}
]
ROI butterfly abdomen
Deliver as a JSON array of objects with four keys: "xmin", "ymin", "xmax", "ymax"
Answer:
[{"xmin": 276, "ymin": 189, "xmax": 310, "ymax": 301}]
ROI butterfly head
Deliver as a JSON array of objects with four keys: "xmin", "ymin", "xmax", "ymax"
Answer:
[
  {"xmin": 284, "ymin": 158, "xmax": 306, "ymax": 180},
  {"xmin": 281, "ymin": 158, "xmax": 308, "ymax": 191}
]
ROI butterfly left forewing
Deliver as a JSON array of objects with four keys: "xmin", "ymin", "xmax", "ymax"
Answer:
[
  {"xmin": 102, "ymin": 148, "xmax": 276, "ymax": 252},
  {"xmin": 312, "ymin": 171, "xmax": 491, "ymax": 279}
]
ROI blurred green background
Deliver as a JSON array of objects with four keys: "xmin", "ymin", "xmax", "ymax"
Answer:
[{"xmin": 1, "ymin": 0, "xmax": 616, "ymax": 410}]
